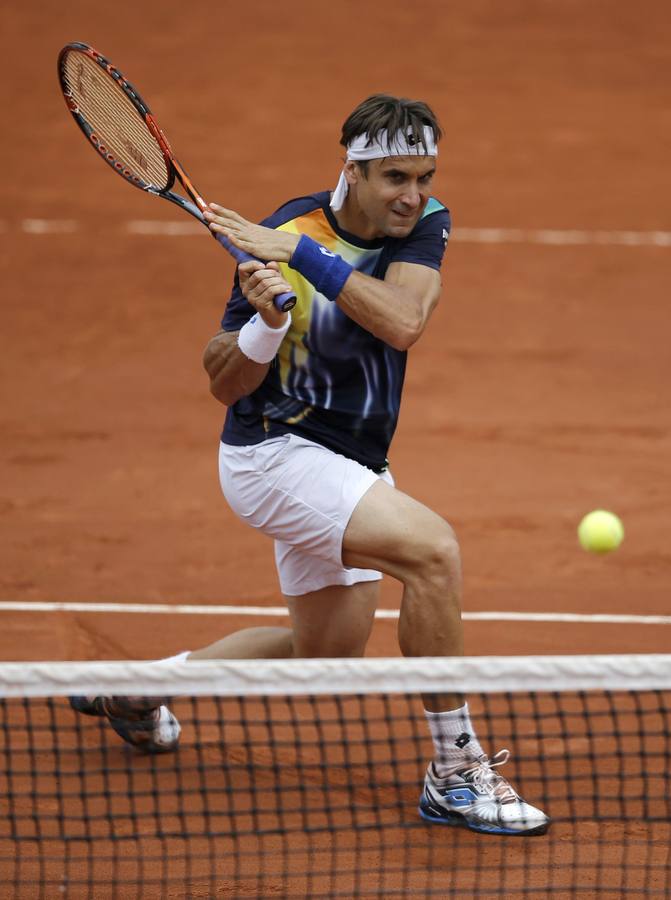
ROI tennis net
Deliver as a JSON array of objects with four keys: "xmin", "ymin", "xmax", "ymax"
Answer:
[{"xmin": 1, "ymin": 654, "xmax": 670, "ymax": 898}]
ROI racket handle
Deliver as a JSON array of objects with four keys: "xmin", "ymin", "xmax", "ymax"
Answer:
[{"xmin": 213, "ymin": 232, "xmax": 297, "ymax": 313}]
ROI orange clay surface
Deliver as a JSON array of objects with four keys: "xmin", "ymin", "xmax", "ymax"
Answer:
[{"xmin": 1, "ymin": 1, "xmax": 670, "ymax": 896}]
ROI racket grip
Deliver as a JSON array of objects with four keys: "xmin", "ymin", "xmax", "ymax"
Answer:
[{"xmin": 213, "ymin": 232, "xmax": 297, "ymax": 313}]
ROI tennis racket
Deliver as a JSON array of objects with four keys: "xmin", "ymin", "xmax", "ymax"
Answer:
[{"xmin": 57, "ymin": 42, "xmax": 296, "ymax": 313}]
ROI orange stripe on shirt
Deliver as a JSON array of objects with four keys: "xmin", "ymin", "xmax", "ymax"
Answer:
[{"xmin": 285, "ymin": 208, "xmax": 337, "ymax": 249}]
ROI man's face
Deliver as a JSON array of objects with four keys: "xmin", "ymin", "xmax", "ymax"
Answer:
[{"xmin": 346, "ymin": 155, "xmax": 436, "ymax": 238}]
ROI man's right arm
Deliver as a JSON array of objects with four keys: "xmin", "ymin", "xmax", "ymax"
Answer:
[
  {"xmin": 203, "ymin": 260, "xmax": 293, "ymax": 407},
  {"xmin": 203, "ymin": 330, "xmax": 271, "ymax": 406}
]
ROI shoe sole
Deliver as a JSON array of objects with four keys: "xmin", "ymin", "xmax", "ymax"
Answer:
[{"xmin": 418, "ymin": 803, "xmax": 550, "ymax": 836}]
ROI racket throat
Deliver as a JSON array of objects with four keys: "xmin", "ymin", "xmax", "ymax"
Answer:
[{"xmin": 173, "ymin": 157, "xmax": 207, "ymax": 212}]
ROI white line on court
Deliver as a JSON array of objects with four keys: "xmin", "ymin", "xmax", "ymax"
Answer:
[
  {"xmin": 3, "ymin": 220, "xmax": 671, "ymax": 246},
  {"xmin": 450, "ymin": 227, "xmax": 671, "ymax": 247},
  {"xmin": 0, "ymin": 601, "xmax": 668, "ymax": 625},
  {"xmin": 126, "ymin": 220, "xmax": 203, "ymax": 235},
  {"xmin": 20, "ymin": 218, "xmax": 79, "ymax": 234}
]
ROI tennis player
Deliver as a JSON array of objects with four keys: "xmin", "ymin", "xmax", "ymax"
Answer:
[{"xmin": 72, "ymin": 95, "xmax": 549, "ymax": 837}]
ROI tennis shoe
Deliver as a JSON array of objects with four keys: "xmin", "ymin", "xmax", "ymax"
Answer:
[
  {"xmin": 69, "ymin": 695, "xmax": 180, "ymax": 754},
  {"xmin": 418, "ymin": 749, "xmax": 549, "ymax": 835}
]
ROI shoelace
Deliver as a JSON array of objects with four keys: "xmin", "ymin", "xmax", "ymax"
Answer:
[{"xmin": 460, "ymin": 749, "xmax": 518, "ymax": 803}]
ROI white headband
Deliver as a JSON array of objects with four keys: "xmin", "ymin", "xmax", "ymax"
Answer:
[{"xmin": 330, "ymin": 126, "xmax": 438, "ymax": 211}]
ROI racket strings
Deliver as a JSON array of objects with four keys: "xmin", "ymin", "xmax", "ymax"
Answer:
[{"xmin": 62, "ymin": 51, "xmax": 170, "ymax": 189}]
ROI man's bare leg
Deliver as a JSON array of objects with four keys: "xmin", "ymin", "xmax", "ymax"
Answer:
[
  {"xmin": 342, "ymin": 479, "xmax": 463, "ymax": 711},
  {"xmin": 188, "ymin": 581, "xmax": 379, "ymax": 660},
  {"xmin": 187, "ymin": 627, "xmax": 294, "ymax": 660}
]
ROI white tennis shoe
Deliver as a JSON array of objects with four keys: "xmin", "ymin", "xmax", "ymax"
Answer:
[
  {"xmin": 418, "ymin": 749, "xmax": 550, "ymax": 835},
  {"xmin": 70, "ymin": 696, "xmax": 180, "ymax": 753}
]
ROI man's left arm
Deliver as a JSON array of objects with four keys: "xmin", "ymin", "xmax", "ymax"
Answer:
[{"xmin": 336, "ymin": 262, "xmax": 441, "ymax": 350}]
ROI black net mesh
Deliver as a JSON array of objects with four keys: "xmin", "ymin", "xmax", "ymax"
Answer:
[{"xmin": 1, "ymin": 659, "xmax": 670, "ymax": 898}]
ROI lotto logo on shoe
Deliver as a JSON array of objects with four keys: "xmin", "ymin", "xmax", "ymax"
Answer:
[
  {"xmin": 455, "ymin": 733, "xmax": 471, "ymax": 749},
  {"xmin": 443, "ymin": 787, "xmax": 479, "ymax": 808}
]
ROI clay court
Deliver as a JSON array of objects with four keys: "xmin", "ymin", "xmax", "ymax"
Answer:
[{"xmin": 1, "ymin": 0, "xmax": 670, "ymax": 895}]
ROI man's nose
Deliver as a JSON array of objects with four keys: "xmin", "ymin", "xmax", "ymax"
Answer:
[{"xmin": 400, "ymin": 184, "xmax": 421, "ymax": 208}]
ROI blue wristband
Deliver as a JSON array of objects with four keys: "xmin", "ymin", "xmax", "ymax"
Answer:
[{"xmin": 288, "ymin": 235, "xmax": 353, "ymax": 302}]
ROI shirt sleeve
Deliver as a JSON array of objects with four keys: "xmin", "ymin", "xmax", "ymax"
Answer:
[{"xmin": 388, "ymin": 206, "xmax": 451, "ymax": 271}]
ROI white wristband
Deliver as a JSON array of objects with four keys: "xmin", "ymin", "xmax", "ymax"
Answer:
[{"xmin": 237, "ymin": 312, "xmax": 291, "ymax": 364}]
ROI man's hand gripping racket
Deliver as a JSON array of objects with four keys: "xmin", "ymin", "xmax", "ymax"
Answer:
[{"xmin": 57, "ymin": 42, "xmax": 296, "ymax": 313}]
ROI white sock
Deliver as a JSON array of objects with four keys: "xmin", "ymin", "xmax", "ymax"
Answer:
[
  {"xmin": 155, "ymin": 651, "xmax": 191, "ymax": 664},
  {"xmin": 424, "ymin": 703, "xmax": 487, "ymax": 777}
]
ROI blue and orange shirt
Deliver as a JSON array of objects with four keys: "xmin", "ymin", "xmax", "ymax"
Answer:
[{"xmin": 221, "ymin": 190, "xmax": 450, "ymax": 471}]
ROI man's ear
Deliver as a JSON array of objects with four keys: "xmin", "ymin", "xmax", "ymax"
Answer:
[{"xmin": 344, "ymin": 160, "xmax": 360, "ymax": 187}]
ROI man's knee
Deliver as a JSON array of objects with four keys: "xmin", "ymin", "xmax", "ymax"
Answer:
[
  {"xmin": 288, "ymin": 581, "xmax": 378, "ymax": 658},
  {"xmin": 294, "ymin": 638, "xmax": 367, "ymax": 658},
  {"xmin": 409, "ymin": 520, "xmax": 461, "ymax": 584},
  {"xmin": 291, "ymin": 612, "xmax": 373, "ymax": 657},
  {"xmin": 292, "ymin": 615, "xmax": 372, "ymax": 657}
]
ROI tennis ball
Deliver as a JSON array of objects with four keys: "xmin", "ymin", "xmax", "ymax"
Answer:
[{"xmin": 577, "ymin": 510, "xmax": 624, "ymax": 554}]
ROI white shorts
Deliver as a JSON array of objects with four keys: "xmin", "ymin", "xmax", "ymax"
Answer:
[{"xmin": 218, "ymin": 434, "xmax": 393, "ymax": 596}]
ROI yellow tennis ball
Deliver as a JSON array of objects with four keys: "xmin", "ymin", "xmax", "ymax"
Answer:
[{"xmin": 577, "ymin": 510, "xmax": 624, "ymax": 554}]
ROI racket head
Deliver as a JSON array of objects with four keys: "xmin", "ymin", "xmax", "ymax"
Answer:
[
  {"xmin": 58, "ymin": 43, "xmax": 297, "ymax": 313},
  {"xmin": 57, "ymin": 42, "xmax": 175, "ymax": 196}
]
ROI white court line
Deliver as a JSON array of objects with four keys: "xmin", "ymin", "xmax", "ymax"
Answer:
[
  {"xmin": 451, "ymin": 227, "xmax": 671, "ymax": 247},
  {"xmin": 3, "ymin": 219, "xmax": 671, "ymax": 246},
  {"xmin": 126, "ymin": 220, "xmax": 203, "ymax": 235},
  {"xmin": 21, "ymin": 218, "xmax": 79, "ymax": 234},
  {"xmin": 0, "ymin": 601, "xmax": 668, "ymax": 625}
]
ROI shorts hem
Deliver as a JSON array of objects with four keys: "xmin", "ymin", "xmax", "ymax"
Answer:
[{"xmin": 280, "ymin": 568, "xmax": 383, "ymax": 597}]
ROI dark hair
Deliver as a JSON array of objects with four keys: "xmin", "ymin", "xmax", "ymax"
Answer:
[{"xmin": 340, "ymin": 94, "xmax": 442, "ymax": 154}]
